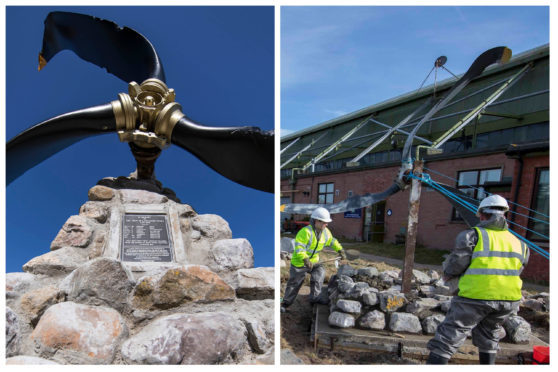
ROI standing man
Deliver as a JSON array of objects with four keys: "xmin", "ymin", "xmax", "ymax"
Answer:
[
  {"xmin": 426, "ymin": 195, "xmax": 529, "ymax": 364},
  {"xmin": 281, "ymin": 207, "xmax": 346, "ymax": 312}
]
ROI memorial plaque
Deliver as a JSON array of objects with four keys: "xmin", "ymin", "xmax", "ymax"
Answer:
[{"xmin": 121, "ymin": 214, "xmax": 173, "ymax": 262}]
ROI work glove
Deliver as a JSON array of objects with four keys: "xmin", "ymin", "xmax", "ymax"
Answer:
[
  {"xmin": 338, "ymin": 250, "xmax": 347, "ymax": 260},
  {"xmin": 303, "ymin": 258, "xmax": 313, "ymax": 270}
]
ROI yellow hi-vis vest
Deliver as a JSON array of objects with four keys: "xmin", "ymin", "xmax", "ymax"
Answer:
[
  {"xmin": 458, "ymin": 227, "xmax": 528, "ymax": 301},
  {"xmin": 291, "ymin": 225, "xmax": 343, "ymax": 267}
]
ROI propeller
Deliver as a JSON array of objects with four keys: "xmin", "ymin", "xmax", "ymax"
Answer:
[
  {"xmin": 281, "ymin": 47, "xmax": 511, "ymax": 216},
  {"xmin": 7, "ymin": 11, "xmax": 274, "ymax": 193}
]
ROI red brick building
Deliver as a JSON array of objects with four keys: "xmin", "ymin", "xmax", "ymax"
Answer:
[{"xmin": 281, "ymin": 46, "xmax": 549, "ymax": 282}]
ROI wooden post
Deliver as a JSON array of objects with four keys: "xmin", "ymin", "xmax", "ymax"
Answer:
[{"xmin": 401, "ymin": 160, "xmax": 424, "ymax": 294}]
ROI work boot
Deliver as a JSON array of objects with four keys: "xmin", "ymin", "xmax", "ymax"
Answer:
[
  {"xmin": 426, "ymin": 352, "xmax": 449, "ymax": 364},
  {"xmin": 479, "ymin": 352, "xmax": 496, "ymax": 364}
]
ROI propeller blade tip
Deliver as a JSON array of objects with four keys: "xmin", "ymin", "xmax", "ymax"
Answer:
[
  {"xmin": 501, "ymin": 47, "xmax": 512, "ymax": 64},
  {"xmin": 280, "ymin": 205, "xmax": 286, "ymax": 212},
  {"xmin": 38, "ymin": 54, "xmax": 47, "ymax": 71}
]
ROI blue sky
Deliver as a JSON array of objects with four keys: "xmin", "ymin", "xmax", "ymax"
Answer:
[
  {"xmin": 5, "ymin": 6, "xmax": 274, "ymax": 272},
  {"xmin": 281, "ymin": 6, "xmax": 549, "ymax": 136}
]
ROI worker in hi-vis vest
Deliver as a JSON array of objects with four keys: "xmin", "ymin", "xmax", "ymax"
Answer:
[
  {"xmin": 426, "ymin": 194, "xmax": 529, "ymax": 364},
  {"xmin": 281, "ymin": 207, "xmax": 346, "ymax": 312}
]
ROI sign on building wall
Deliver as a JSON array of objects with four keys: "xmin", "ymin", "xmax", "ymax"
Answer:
[{"xmin": 344, "ymin": 208, "xmax": 362, "ymax": 219}]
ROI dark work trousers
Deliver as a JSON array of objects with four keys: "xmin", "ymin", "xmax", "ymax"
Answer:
[
  {"xmin": 427, "ymin": 296, "xmax": 519, "ymax": 359},
  {"xmin": 282, "ymin": 264, "xmax": 326, "ymax": 307}
]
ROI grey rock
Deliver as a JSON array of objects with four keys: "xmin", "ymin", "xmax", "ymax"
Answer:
[
  {"xmin": 389, "ymin": 312, "xmax": 422, "ymax": 334},
  {"xmin": 6, "ymin": 356, "xmax": 60, "ymax": 365},
  {"xmin": 280, "ymin": 237, "xmax": 294, "ymax": 253},
  {"xmin": 88, "ymin": 185, "xmax": 115, "ymax": 201},
  {"xmin": 504, "ymin": 315, "xmax": 531, "ymax": 344},
  {"xmin": 19, "ymin": 285, "xmax": 64, "ymax": 326},
  {"xmin": 6, "ymin": 272, "xmax": 37, "ymax": 297},
  {"xmin": 358, "ymin": 310, "xmax": 385, "ymax": 330},
  {"xmin": 407, "ymin": 298, "xmax": 440, "ymax": 315},
  {"xmin": 281, "ymin": 349, "xmax": 304, "ymax": 365},
  {"xmin": 362, "ymin": 291, "xmax": 379, "ymax": 306},
  {"xmin": 245, "ymin": 320, "xmax": 272, "ymax": 354},
  {"xmin": 379, "ymin": 291, "xmax": 407, "ymax": 312},
  {"xmin": 348, "ymin": 282, "xmax": 370, "ymax": 300},
  {"xmin": 440, "ymin": 300, "xmax": 452, "ymax": 313},
  {"xmin": 280, "ymin": 260, "xmax": 287, "ymax": 268},
  {"xmin": 337, "ymin": 264, "xmax": 358, "ymax": 277},
  {"xmin": 420, "ymin": 285, "xmax": 436, "ymax": 297},
  {"xmin": 382, "ymin": 270, "xmax": 400, "ymax": 279},
  {"xmin": 119, "ymin": 189, "xmax": 168, "ymax": 204},
  {"xmin": 121, "ymin": 312, "xmax": 246, "ymax": 364},
  {"xmin": 433, "ymin": 294, "xmax": 452, "ymax": 302},
  {"xmin": 337, "ymin": 275, "xmax": 355, "ymax": 293},
  {"xmin": 23, "ymin": 247, "xmax": 88, "ymax": 276},
  {"xmin": 387, "ymin": 285, "xmax": 402, "ymax": 292},
  {"xmin": 6, "ymin": 307, "xmax": 20, "ymax": 357},
  {"xmin": 191, "ymin": 214, "xmax": 232, "ymax": 240},
  {"xmin": 357, "ymin": 267, "xmax": 379, "ymax": 278},
  {"xmin": 428, "ymin": 269, "xmax": 441, "ymax": 282},
  {"xmin": 59, "ymin": 258, "xmax": 135, "ymax": 312},
  {"xmin": 422, "ymin": 313, "xmax": 446, "ymax": 334},
  {"xmin": 521, "ymin": 298, "xmax": 545, "ymax": 312},
  {"xmin": 336, "ymin": 299, "xmax": 362, "ymax": 314},
  {"xmin": 50, "ymin": 215, "xmax": 93, "ymax": 250},
  {"xmin": 31, "ymin": 302, "xmax": 128, "ymax": 364},
  {"xmin": 233, "ymin": 267, "xmax": 274, "ymax": 300},
  {"xmin": 79, "ymin": 201, "xmax": 109, "ymax": 223},
  {"xmin": 208, "ymin": 238, "xmax": 254, "ymax": 272},
  {"xmin": 412, "ymin": 269, "xmax": 431, "ymax": 284},
  {"xmin": 328, "ymin": 311, "xmax": 355, "ymax": 328}
]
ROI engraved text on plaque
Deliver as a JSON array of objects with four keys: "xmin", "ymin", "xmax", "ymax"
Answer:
[{"xmin": 121, "ymin": 214, "xmax": 173, "ymax": 262}]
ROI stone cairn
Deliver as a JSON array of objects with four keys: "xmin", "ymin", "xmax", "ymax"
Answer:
[
  {"xmin": 326, "ymin": 263, "xmax": 547, "ymax": 344},
  {"xmin": 6, "ymin": 177, "xmax": 274, "ymax": 365}
]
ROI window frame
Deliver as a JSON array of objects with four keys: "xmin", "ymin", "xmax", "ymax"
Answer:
[
  {"xmin": 317, "ymin": 182, "xmax": 335, "ymax": 204},
  {"xmin": 451, "ymin": 167, "xmax": 503, "ymax": 221}
]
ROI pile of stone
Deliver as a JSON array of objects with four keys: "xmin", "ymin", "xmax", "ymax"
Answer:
[
  {"xmin": 6, "ymin": 178, "xmax": 274, "ymax": 365},
  {"xmin": 326, "ymin": 263, "xmax": 543, "ymax": 344}
]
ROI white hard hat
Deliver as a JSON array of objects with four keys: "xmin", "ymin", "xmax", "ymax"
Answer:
[
  {"xmin": 311, "ymin": 207, "xmax": 332, "ymax": 223},
  {"xmin": 476, "ymin": 194, "xmax": 509, "ymax": 216}
]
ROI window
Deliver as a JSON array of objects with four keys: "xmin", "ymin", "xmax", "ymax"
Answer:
[
  {"xmin": 527, "ymin": 168, "xmax": 549, "ymax": 241},
  {"xmin": 318, "ymin": 183, "xmax": 334, "ymax": 204},
  {"xmin": 452, "ymin": 168, "xmax": 502, "ymax": 220}
]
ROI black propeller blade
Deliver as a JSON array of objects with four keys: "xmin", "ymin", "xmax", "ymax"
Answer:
[
  {"xmin": 6, "ymin": 104, "xmax": 117, "ymax": 185},
  {"xmin": 7, "ymin": 11, "xmax": 274, "ymax": 193},
  {"xmin": 40, "ymin": 11, "xmax": 165, "ymax": 83},
  {"xmin": 172, "ymin": 117, "xmax": 274, "ymax": 193}
]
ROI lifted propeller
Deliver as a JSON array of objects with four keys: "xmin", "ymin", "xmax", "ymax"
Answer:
[{"xmin": 7, "ymin": 11, "xmax": 274, "ymax": 193}]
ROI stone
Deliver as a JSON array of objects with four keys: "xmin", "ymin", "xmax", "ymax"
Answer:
[
  {"xmin": 19, "ymin": 285, "xmax": 64, "ymax": 325},
  {"xmin": 121, "ymin": 312, "xmax": 246, "ymax": 364},
  {"xmin": 434, "ymin": 277, "xmax": 459, "ymax": 296},
  {"xmin": 234, "ymin": 267, "xmax": 274, "ymax": 300},
  {"xmin": 280, "ymin": 237, "xmax": 294, "ymax": 253},
  {"xmin": 422, "ymin": 313, "xmax": 446, "ymax": 334},
  {"xmin": 191, "ymin": 214, "xmax": 232, "ymax": 240},
  {"xmin": 362, "ymin": 291, "xmax": 379, "ymax": 306},
  {"xmin": 131, "ymin": 265, "xmax": 235, "ymax": 310},
  {"xmin": 88, "ymin": 185, "xmax": 115, "ymax": 201},
  {"xmin": 379, "ymin": 272, "xmax": 395, "ymax": 285},
  {"xmin": 59, "ymin": 258, "xmax": 135, "ymax": 312},
  {"xmin": 6, "ymin": 307, "xmax": 20, "ymax": 357},
  {"xmin": 412, "ymin": 269, "xmax": 431, "ymax": 284},
  {"xmin": 389, "ymin": 312, "xmax": 422, "ymax": 334},
  {"xmin": 521, "ymin": 298, "xmax": 545, "ymax": 312},
  {"xmin": 504, "ymin": 315, "xmax": 531, "ymax": 344},
  {"xmin": 428, "ymin": 269, "xmax": 440, "ymax": 282},
  {"xmin": 245, "ymin": 320, "xmax": 272, "ymax": 354},
  {"xmin": 336, "ymin": 299, "xmax": 361, "ymax": 314},
  {"xmin": 6, "ymin": 356, "xmax": 60, "ymax": 365},
  {"xmin": 6, "ymin": 272, "xmax": 37, "ymax": 297},
  {"xmin": 23, "ymin": 247, "xmax": 87, "ymax": 276},
  {"xmin": 119, "ymin": 189, "xmax": 168, "ymax": 204},
  {"xmin": 208, "ymin": 238, "xmax": 254, "ymax": 272},
  {"xmin": 433, "ymin": 294, "xmax": 452, "ymax": 302},
  {"xmin": 406, "ymin": 298, "xmax": 440, "ymax": 315},
  {"xmin": 357, "ymin": 267, "xmax": 379, "ymax": 278},
  {"xmin": 328, "ymin": 311, "xmax": 355, "ymax": 328},
  {"xmin": 79, "ymin": 201, "xmax": 109, "ymax": 223},
  {"xmin": 337, "ymin": 275, "xmax": 355, "ymax": 293},
  {"xmin": 348, "ymin": 282, "xmax": 370, "ymax": 300},
  {"xmin": 281, "ymin": 349, "xmax": 304, "ymax": 364},
  {"xmin": 88, "ymin": 233, "xmax": 106, "ymax": 259},
  {"xmin": 50, "ymin": 215, "xmax": 93, "ymax": 250},
  {"xmin": 31, "ymin": 302, "xmax": 127, "ymax": 364},
  {"xmin": 379, "ymin": 291, "xmax": 407, "ymax": 312},
  {"xmin": 387, "ymin": 285, "xmax": 402, "ymax": 292},
  {"xmin": 337, "ymin": 264, "xmax": 357, "ymax": 278},
  {"xmin": 420, "ymin": 285, "xmax": 436, "ymax": 297},
  {"xmin": 358, "ymin": 310, "xmax": 385, "ymax": 330}
]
